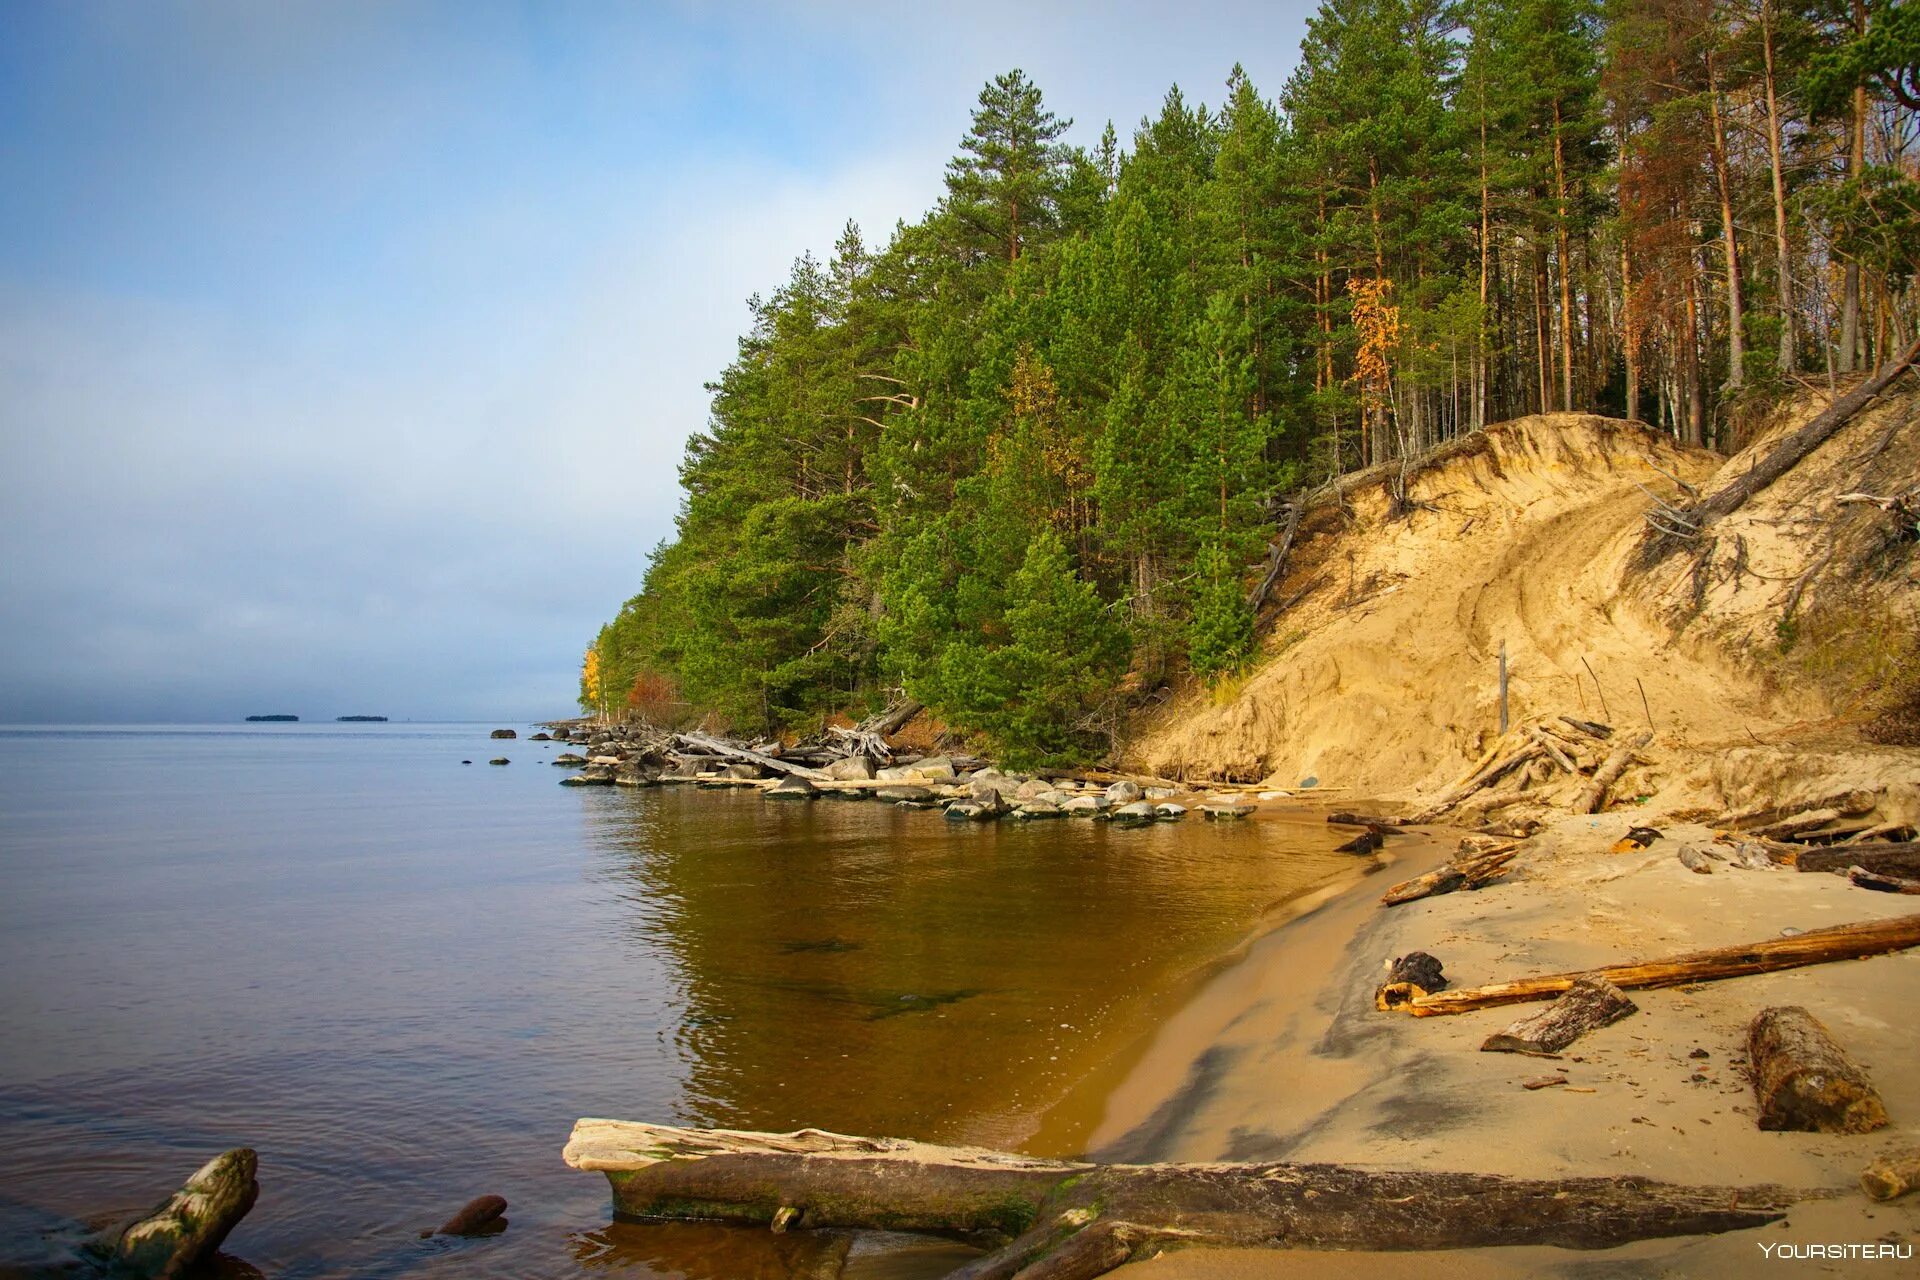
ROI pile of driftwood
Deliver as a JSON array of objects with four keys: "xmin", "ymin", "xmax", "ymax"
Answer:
[
  {"xmin": 1410, "ymin": 715, "xmax": 1653, "ymax": 825},
  {"xmin": 1702, "ymin": 787, "xmax": 1915, "ymax": 848}
]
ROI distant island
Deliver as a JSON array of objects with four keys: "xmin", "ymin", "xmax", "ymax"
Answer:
[
  {"xmin": 244, "ymin": 714, "xmax": 298, "ymax": 722},
  {"xmin": 335, "ymin": 715, "xmax": 388, "ymax": 722}
]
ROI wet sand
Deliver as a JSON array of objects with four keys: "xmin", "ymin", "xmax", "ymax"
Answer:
[{"xmin": 1089, "ymin": 808, "xmax": 1920, "ymax": 1277}]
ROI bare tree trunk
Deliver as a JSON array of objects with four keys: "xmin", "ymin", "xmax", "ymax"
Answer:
[
  {"xmin": 1840, "ymin": 0, "xmax": 1867, "ymax": 372},
  {"xmin": 1553, "ymin": 101, "xmax": 1578, "ymax": 410},
  {"xmin": 1708, "ymin": 54, "xmax": 1746, "ymax": 392},
  {"xmin": 1762, "ymin": 3, "xmax": 1797, "ymax": 375}
]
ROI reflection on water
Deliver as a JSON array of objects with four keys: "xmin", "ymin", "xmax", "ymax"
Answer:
[{"xmin": 0, "ymin": 726, "xmax": 1359, "ymax": 1278}]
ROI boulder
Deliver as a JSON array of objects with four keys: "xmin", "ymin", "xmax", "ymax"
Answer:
[
  {"xmin": 1105, "ymin": 780, "xmax": 1143, "ymax": 805},
  {"xmin": 529, "ymin": 733, "xmax": 552, "ymax": 742},
  {"xmin": 490, "ymin": 729, "xmax": 517, "ymax": 739},
  {"xmin": 944, "ymin": 800, "xmax": 1001, "ymax": 822},
  {"xmin": 98, "ymin": 1148, "xmax": 258, "ymax": 1280},
  {"xmin": 1014, "ymin": 801, "xmax": 1064, "ymax": 820},
  {"xmin": 873, "ymin": 765, "xmax": 915, "ymax": 782},
  {"xmin": 1200, "ymin": 797, "xmax": 1257, "ymax": 820},
  {"xmin": 968, "ymin": 775, "xmax": 1017, "ymax": 804},
  {"xmin": 589, "ymin": 755, "xmax": 623, "ymax": 767},
  {"xmin": 767, "ymin": 776, "xmax": 817, "ymax": 799},
  {"xmin": 913, "ymin": 755, "xmax": 957, "ymax": 781},
  {"xmin": 438, "ymin": 1194, "xmax": 508, "ymax": 1236},
  {"xmin": 876, "ymin": 785, "xmax": 935, "ymax": 804},
  {"xmin": 614, "ymin": 766, "xmax": 655, "ymax": 787},
  {"xmin": 1154, "ymin": 803, "xmax": 1188, "ymax": 821},
  {"xmin": 1111, "ymin": 801, "xmax": 1157, "ymax": 824},
  {"xmin": 824, "ymin": 756, "xmax": 876, "ymax": 781},
  {"xmin": 560, "ymin": 773, "xmax": 611, "ymax": 787},
  {"xmin": 722, "ymin": 762, "xmax": 765, "ymax": 780},
  {"xmin": 553, "ymin": 753, "xmax": 588, "ymax": 766},
  {"xmin": 1061, "ymin": 795, "xmax": 1107, "ymax": 816},
  {"xmin": 1015, "ymin": 778, "xmax": 1054, "ymax": 801}
]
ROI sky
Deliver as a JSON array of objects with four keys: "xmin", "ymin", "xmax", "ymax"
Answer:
[{"xmin": 0, "ymin": 0, "xmax": 1315, "ymax": 723}]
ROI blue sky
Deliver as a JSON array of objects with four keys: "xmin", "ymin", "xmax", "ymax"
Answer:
[{"xmin": 0, "ymin": 0, "xmax": 1314, "ymax": 722}]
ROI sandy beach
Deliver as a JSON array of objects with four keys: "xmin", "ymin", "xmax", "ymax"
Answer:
[{"xmin": 1086, "ymin": 807, "xmax": 1920, "ymax": 1277}]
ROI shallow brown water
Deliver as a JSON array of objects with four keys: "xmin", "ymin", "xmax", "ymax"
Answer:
[{"xmin": 0, "ymin": 725, "xmax": 1358, "ymax": 1278}]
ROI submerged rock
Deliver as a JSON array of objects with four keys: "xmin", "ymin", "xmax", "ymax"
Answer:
[
  {"xmin": 767, "ymin": 776, "xmax": 818, "ymax": 799},
  {"xmin": 489, "ymin": 728, "xmax": 517, "ymax": 739},
  {"xmin": 1199, "ymin": 798, "xmax": 1257, "ymax": 820},
  {"xmin": 1154, "ymin": 803, "xmax": 1188, "ymax": 821},
  {"xmin": 1111, "ymin": 801, "xmax": 1157, "ymax": 824},
  {"xmin": 529, "ymin": 732, "xmax": 552, "ymax": 742},
  {"xmin": 98, "ymin": 1148, "xmax": 258, "ymax": 1280},
  {"xmin": 1061, "ymin": 795, "xmax": 1107, "ymax": 816},
  {"xmin": 875, "ymin": 785, "xmax": 935, "ymax": 804},
  {"xmin": 1014, "ymin": 801, "xmax": 1064, "ymax": 819},
  {"xmin": 488, "ymin": 757, "xmax": 510, "ymax": 766},
  {"xmin": 553, "ymin": 753, "xmax": 588, "ymax": 766},
  {"xmin": 438, "ymin": 1194, "xmax": 508, "ymax": 1236}
]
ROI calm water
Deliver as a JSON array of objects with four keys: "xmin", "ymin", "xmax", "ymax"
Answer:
[{"xmin": 0, "ymin": 724, "xmax": 1358, "ymax": 1278}]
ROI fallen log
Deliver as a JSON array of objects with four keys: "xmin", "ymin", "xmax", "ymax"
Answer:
[
  {"xmin": 1849, "ymin": 865, "xmax": 1920, "ymax": 895},
  {"xmin": 1378, "ymin": 913, "xmax": 1920, "ymax": 1016},
  {"xmin": 1482, "ymin": 977, "xmax": 1637, "ymax": 1055},
  {"xmin": 1334, "ymin": 829, "xmax": 1386, "ymax": 855},
  {"xmin": 861, "ymin": 698, "xmax": 925, "ymax": 738},
  {"xmin": 1861, "ymin": 1151, "xmax": 1920, "ymax": 1202},
  {"xmin": 564, "ymin": 1119, "xmax": 1806, "ymax": 1278},
  {"xmin": 1412, "ymin": 741, "xmax": 1545, "ymax": 821},
  {"xmin": 1787, "ymin": 842, "xmax": 1920, "ymax": 877},
  {"xmin": 676, "ymin": 733, "xmax": 832, "ymax": 783},
  {"xmin": 1380, "ymin": 846, "xmax": 1518, "ymax": 907},
  {"xmin": 1327, "ymin": 812, "xmax": 1411, "ymax": 828},
  {"xmin": 1747, "ymin": 1006, "xmax": 1889, "ymax": 1134},
  {"xmin": 1677, "ymin": 846, "xmax": 1717, "ymax": 875},
  {"xmin": 1571, "ymin": 730, "xmax": 1654, "ymax": 814},
  {"xmin": 1558, "ymin": 716, "xmax": 1613, "ymax": 740}
]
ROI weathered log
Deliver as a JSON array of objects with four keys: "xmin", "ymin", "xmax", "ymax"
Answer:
[
  {"xmin": 1528, "ymin": 728, "xmax": 1579, "ymax": 775},
  {"xmin": 1558, "ymin": 716, "xmax": 1614, "ymax": 740},
  {"xmin": 1481, "ymin": 977, "xmax": 1637, "ymax": 1055},
  {"xmin": 1379, "ymin": 847, "xmax": 1517, "ymax": 907},
  {"xmin": 1789, "ymin": 842, "xmax": 1920, "ymax": 876},
  {"xmin": 1861, "ymin": 1151, "xmax": 1920, "ymax": 1202},
  {"xmin": 97, "ymin": 1149, "xmax": 258, "ymax": 1280},
  {"xmin": 564, "ymin": 1120, "xmax": 1805, "ymax": 1279},
  {"xmin": 1335, "ymin": 829, "xmax": 1386, "ymax": 855},
  {"xmin": 676, "ymin": 733, "xmax": 832, "ymax": 782},
  {"xmin": 1415, "ymin": 741, "xmax": 1545, "ymax": 820},
  {"xmin": 1849, "ymin": 865, "xmax": 1920, "ymax": 894},
  {"xmin": 1571, "ymin": 729, "xmax": 1654, "ymax": 814},
  {"xmin": 1747, "ymin": 1006, "xmax": 1889, "ymax": 1134},
  {"xmin": 1380, "ymin": 913, "xmax": 1920, "ymax": 1016},
  {"xmin": 861, "ymin": 698, "xmax": 925, "ymax": 738},
  {"xmin": 1677, "ymin": 846, "xmax": 1717, "ymax": 874},
  {"xmin": 1327, "ymin": 812, "xmax": 1410, "ymax": 828}
]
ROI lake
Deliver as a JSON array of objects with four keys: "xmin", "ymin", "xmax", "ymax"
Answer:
[{"xmin": 0, "ymin": 724, "xmax": 1358, "ymax": 1278}]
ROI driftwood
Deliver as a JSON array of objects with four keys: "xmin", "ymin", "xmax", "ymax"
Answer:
[
  {"xmin": 1379, "ymin": 844, "xmax": 1519, "ymax": 907},
  {"xmin": 1747, "ymin": 1006, "xmax": 1889, "ymax": 1134},
  {"xmin": 1246, "ymin": 501, "xmax": 1306, "ymax": 615},
  {"xmin": 1861, "ymin": 1151, "xmax": 1920, "ymax": 1202},
  {"xmin": 1571, "ymin": 729, "xmax": 1654, "ymax": 814},
  {"xmin": 1378, "ymin": 913, "xmax": 1920, "ymax": 1016},
  {"xmin": 676, "ymin": 733, "xmax": 832, "ymax": 783},
  {"xmin": 1640, "ymin": 332, "xmax": 1920, "ymax": 561},
  {"xmin": 1558, "ymin": 716, "xmax": 1613, "ymax": 740},
  {"xmin": 1481, "ymin": 977, "xmax": 1637, "ymax": 1055},
  {"xmin": 1849, "ymin": 865, "xmax": 1920, "ymax": 895},
  {"xmin": 1788, "ymin": 842, "xmax": 1920, "ymax": 877},
  {"xmin": 1677, "ymin": 846, "xmax": 1718, "ymax": 874},
  {"xmin": 96, "ymin": 1149, "xmax": 258, "ymax": 1280},
  {"xmin": 1328, "ymin": 812, "xmax": 1411, "ymax": 828},
  {"xmin": 564, "ymin": 1119, "xmax": 1806, "ymax": 1278}
]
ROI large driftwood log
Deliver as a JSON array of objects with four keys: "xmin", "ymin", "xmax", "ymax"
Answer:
[
  {"xmin": 1747, "ymin": 1007, "xmax": 1889, "ymax": 1134},
  {"xmin": 1790, "ymin": 842, "xmax": 1920, "ymax": 876},
  {"xmin": 1571, "ymin": 729, "xmax": 1654, "ymax": 814},
  {"xmin": 564, "ymin": 1120, "xmax": 1806, "ymax": 1279},
  {"xmin": 1481, "ymin": 976, "xmax": 1638, "ymax": 1055},
  {"xmin": 1378, "ymin": 913, "xmax": 1920, "ymax": 1016},
  {"xmin": 96, "ymin": 1149, "xmax": 258, "ymax": 1280},
  {"xmin": 1379, "ymin": 845, "xmax": 1518, "ymax": 907}
]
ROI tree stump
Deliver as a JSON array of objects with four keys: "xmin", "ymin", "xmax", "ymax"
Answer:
[{"xmin": 97, "ymin": 1149, "xmax": 258, "ymax": 1280}]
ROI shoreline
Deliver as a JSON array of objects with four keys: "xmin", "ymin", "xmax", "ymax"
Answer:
[{"xmin": 1082, "ymin": 809, "xmax": 1920, "ymax": 1276}]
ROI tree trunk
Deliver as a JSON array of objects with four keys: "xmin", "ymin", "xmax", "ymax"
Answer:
[
  {"xmin": 564, "ymin": 1120, "xmax": 1806, "ymax": 1280},
  {"xmin": 99, "ymin": 1149, "xmax": 259, "ymax": 1280},
  {"xmin": 1747, "ymin": 1006, "xmax": 1889, "ymax": 1133},
  {"xmin": 1761, "ymin": 5, "xmax": 1797, "ymax": 375},
  {"xmin": 1379, "ymin": 913, "xmax": 1920, "ymax": 1017},
  {"xmin": 1840, "ymin": 0, "xmax": 1867, "ymax": 372},
  {"xmin": 1571, "ymin": 729, "xmax": 1653, "ymax": 814},
  {"xmin": 1707, "ymin": 56, "xmax": 1746, "ymax": 392},
  {"xmin": 1553, "ymin": 101, "xmax": 1577, "ymax": 411}
]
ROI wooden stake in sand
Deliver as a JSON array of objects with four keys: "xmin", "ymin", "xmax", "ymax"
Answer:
[
  {"xmin": 564, "ymin": 1119, "xmax": 1805, "ymax": 1279},
  {"xmin": 1377, "ymin": 913, "xmax": 1920, "ymax": 1016}
]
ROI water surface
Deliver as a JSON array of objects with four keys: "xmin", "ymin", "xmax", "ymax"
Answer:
[{"xmin": 0, "ymin": 724, "xmax": 1357, "ymax": 1277}]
